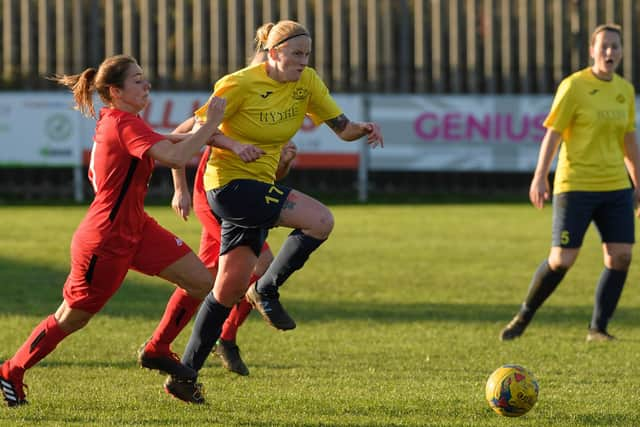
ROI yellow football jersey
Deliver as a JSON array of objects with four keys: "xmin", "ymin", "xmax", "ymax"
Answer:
[
  {"xmin": 544, "ymin": 67, "xmax": 636, "ymax": 193},
  {"xmin": 196, "ymin": 63, "xmax": 342, "ymax": 189}
]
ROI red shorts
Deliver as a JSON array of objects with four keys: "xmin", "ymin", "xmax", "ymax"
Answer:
[
  {"xmin": 195, "ymin": 208, "xmax": 223, "ymax": 268},
  {"xmin": 194, "ymin": 207, "xmax": 269, "ymax": 269},
  {"xmin": 63, "ymin": 216, "xmax": 192, "ymax": 313}
]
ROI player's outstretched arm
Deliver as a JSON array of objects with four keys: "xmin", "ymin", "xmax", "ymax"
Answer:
[
  {"xmin": 162, "ymin": 116, "xmax": 196, "ymax": 143},
  {"xmin": 209, "ymin": 133, "xmax": 266, "ymax": 163},
  {"xmin": 148, "ymin": 97, "xmax": 225, "ymax": 168},
  {"xmin": 325, "ymin": 114, "xmax": 384, "ymax": 148}
]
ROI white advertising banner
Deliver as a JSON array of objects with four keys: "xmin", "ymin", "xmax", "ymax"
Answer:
[
  {"xmin": 8, "ymin": 92, "xmax": 638, "ymax": 173},
  {"xmin": 368, "ymin": 94, "xmax": 554, "ymax": 172},
  {"xmin": 0, "ymin": 93, "xmax": 84, "ymax": 166}
]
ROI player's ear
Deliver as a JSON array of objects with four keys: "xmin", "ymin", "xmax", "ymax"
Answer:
[{"xmin": 108, "ymin": 85, "xmax": 121, "ymax": 101}]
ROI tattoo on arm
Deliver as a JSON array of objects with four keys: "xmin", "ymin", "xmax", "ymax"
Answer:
[
  {"xmin": 326, "ymin": 114, "xmax": 349, "ymax": 133},
  {"xmin": 282, "ymin": 199, "xmax": 296, "ymax": 211}
]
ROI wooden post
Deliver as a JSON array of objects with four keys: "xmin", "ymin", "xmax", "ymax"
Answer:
[{"xmin": 534, "ymin": 0, "xmax": 547, "ymax": 92}]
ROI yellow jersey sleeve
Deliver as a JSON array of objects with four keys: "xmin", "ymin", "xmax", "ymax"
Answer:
[
  {"xmin": 305, "ymin": 68, "xmax": 342, "ymax": 125},
  {"xmin": 625, "ymin": 82, "xmax": 636, "ymax": 133},
  {"xmin": 543, "ymin": 78, "xmax": 576, "ymax": 137}
]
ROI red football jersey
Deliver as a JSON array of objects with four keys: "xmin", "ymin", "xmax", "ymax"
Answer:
[
  {"xmin": 193, "ymin": 146, "xmax": 211, "ymax": 213},
  {"xmin": 75, "ymin": 108, "xmax": 165, "ymax": 256}
]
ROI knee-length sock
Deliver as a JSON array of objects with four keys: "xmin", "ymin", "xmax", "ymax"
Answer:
[
  {"xmin": 148, "ymin": 289, "xmax": 202, "ymax": 353},
  {"xmin": 255, "ymin": 229, "xmax": 325, "ymax": 296},
  {"xmin": 5, "ymin": 315, "xmax": 69, "ymax": 380},
  {"xmin": 590, "ymin": 268, "xmax": 627, "ymax": 331},
  {"xmin": 181, "ymin": 293, "xmax": 231, "ymax": 373},
  {"xmin": 519, "ymin": 260, "xmax": 567, "ymax": 322}
]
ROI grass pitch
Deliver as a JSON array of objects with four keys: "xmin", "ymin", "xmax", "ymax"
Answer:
[{"xmin": 0, "ymin": 203, "xmax": 639, "ymax": 426}]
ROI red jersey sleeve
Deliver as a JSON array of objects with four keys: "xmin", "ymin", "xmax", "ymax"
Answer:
[{"xmin": 118, "ymin": 114, "xmax": 165, "ymax": 159}]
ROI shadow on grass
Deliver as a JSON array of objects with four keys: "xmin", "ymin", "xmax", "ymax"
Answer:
[
  {"xmin": 0, "ymin": 256, "xmax": 175, "ymax": 318},
  {"xmin": 1, "ymin": 256, "xmax": 636, "ymax": 327},
  {"xmin": 35, "ymin": 359, "xmax": 138, "ymax": 370},
  {"xmin": 286, "ymin": 300, "xmax": 638, "ymax": 327}
]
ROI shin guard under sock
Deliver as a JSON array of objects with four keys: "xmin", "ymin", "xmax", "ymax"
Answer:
[
  {"xmin": 181, "ymin": 293, "xmax": 231, "ymax": 373},
  {"xmin": 591, "ymin": 268, "xmax": 627, "ymax": 331},
  {"xmin": 8, "ymin": 315, "xmax": 69, "ymax": 378},
  {"xmin": 218, "ymin": 273, "xmax": 259, "ymax": 342},
  {"xmin": 256, "ymin": 229, "xmax": 325, "ymax": 296},
  {"xmin": 149, "ymin": 289, "xmax": 202, "ymax": 353},
  {"xmin": 520, "ymin": 260, "xmax": 567, "ymax": 321}
]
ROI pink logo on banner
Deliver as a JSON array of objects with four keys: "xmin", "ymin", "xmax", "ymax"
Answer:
[{"xmin": 414, "ymin": 112, "xmax": 547, "ymax": 143}]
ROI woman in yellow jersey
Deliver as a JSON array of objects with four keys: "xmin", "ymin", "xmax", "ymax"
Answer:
[
  {"xmin": 500, "ymin": 24, "xmax": 640, "ymax": 343},
  {"xmin": 164, "ymin": 20, "xmax": 383, "ymax": 403},
  {"xmin": 146, "ymin": 50, "xmax": 297, "ymax": 384}
]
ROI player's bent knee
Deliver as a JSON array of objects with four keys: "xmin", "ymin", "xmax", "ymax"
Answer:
[
  {"xmin": 55, "ymin": 311, "xmax": 92, "ymax": 333},
  {"xmin": 547, "ymin": 257, "xmax": 573, "ymax": 272},
  {"xmin": 548, "ymin": 261, "xmax": 571, "ymax": 272},
  {"xmin": 213, "ymin": 285, "xmax": 246, "ymax": 307},
  {"xmin": 610, "ymin": 252, "xmax": 632, "ymax": 270},
  {"xmin": 188, "ymin": 277, "xmax": 214, "ymax": 299},
  {"xmin": 179, "ymin": 270, "xmax": 214, "ymax": 300},
  {"xmin": 548, "ymin": 248, "xmax": 578, "ymax": 271},
  {"xmin": 314, "ymin": 208, "xmax": 334, "ymax": 239}
]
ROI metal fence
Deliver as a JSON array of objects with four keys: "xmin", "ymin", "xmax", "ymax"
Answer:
[{"xmin": 1, "ymin": 0, "xmax": 639, "ymax": 93}]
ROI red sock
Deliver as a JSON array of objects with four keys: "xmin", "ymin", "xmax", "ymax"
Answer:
[
  {"xmin": 6, "ymin": 315, "xmax": 69, "ymax": 380},
  {"xmin": 219, "ymin": 273, "xmax": 259, "ymax": 342},
  {"xmin": 220, "ymin": 299, "xmax": 253, "ymax": 341},
  {"xmin": 148, "ymin": 289, "xmax": 202, "ymax": 353}
]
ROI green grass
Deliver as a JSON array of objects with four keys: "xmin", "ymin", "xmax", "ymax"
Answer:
[{"xmin": 0, "ymin": 204, "xmax": 639, "ymax": 426}]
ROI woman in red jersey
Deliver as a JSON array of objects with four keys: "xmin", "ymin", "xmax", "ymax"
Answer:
[{"xmin": 0, "ymin": 54, "xmax": 225, "ymax": 407}]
